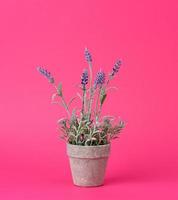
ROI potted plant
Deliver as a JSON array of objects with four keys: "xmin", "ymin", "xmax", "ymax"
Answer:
[{"xmin": 37, "ymin": 48, "xmax": 125, "ymax": 187}]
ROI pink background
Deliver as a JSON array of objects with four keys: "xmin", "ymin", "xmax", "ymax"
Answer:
[{"xmin": 0, "ymin": 0, "xmax": 178, "ymax": 199}]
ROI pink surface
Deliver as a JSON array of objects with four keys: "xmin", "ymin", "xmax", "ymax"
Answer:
[{"xmin": 0, "ymin": 0, "xmax": 178, "ymax": 199}]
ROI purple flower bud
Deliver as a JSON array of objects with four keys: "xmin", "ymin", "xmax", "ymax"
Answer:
[
  {"xmin": 84, "ymin": 48, "xmax": 92, "ymax": 62},
  {"xmin": 81, "ymin": 69, "xmax": 88, "ymax": 88},
  {"xmin": 37, "ymin": 67, "xmax": 54, "ymax": 83},
  {"xmin": 94, "ymin": 71, "xmax": 105, "ymax": 89},
  {"xmin": 110, "ymin": 59, "xmax": 122, "ymax": 76}
]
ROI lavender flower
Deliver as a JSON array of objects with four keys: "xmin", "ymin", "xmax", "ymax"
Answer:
[
  {"xmin": 94, "ymin": 71, "xmax": 105, "ymax": 89},
  {"xmin": 84, "ymin": 48, "xmax": 92, "ymax": 62},
  {"xmin": 81, "ymin": 69, "xmax": 88, "ymax": 88},
  {"xmin": 37, "ymin": 67, "xmax": 54, "ymax": 83},
  {"xmin": 110, "ymin": 60, "xmax": 122, "ymax": 77}
]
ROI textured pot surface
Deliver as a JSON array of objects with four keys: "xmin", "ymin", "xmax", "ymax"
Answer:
[{"xmin": 67, "ymin": 143, "xmax": 110, "ymax": 187}]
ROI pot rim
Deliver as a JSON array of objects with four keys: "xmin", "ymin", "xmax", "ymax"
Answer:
[
  {"xmin": 67, "ymin": 143, "xmax": 111, "ymax": 158},
  {"xmin": 67, "ymin": 143, "xmax": 110, "ymax": 148}
]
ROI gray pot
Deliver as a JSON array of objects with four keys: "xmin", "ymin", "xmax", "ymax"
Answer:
[{"xmin": 67, "ymin": 143, "xmax": 110, "ymax": 187}]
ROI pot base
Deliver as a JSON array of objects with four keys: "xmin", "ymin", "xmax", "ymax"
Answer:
[{"xmin": 69, "ymin": 157, "xmax": 108, "ymax": 187}]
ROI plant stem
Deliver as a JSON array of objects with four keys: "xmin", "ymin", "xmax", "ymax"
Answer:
[
  {"xmin": 106, "ymin": 78, "xmax": 111, "ymax": 86},
  {"xmin": 97, "ymin": 101, "xmax": 103, "ymax": 122},
  {"xmin": 54, "ymin": 85, "xmax": 70, "ymax": 118},
  {"xmin": 95, "ymin": 87, "xmax": 101, "ymax": 124},
  {"xmin": 88, "ymin": 62, "xmax": 93, "ymax": 120},
  {"xmin": 81, "ymin": 87, "xmax": 86, "ymax": 117},
  {"xmin": 84, "ymin": 88, "xmax": 87, "ymax": 113},
  {"xmin": 61, "ymin": 95, "xmax": 70, "ymax": 118},
  {"xmin": 89, "ymin": 62, "xmax": 92, "ymax": 90}
]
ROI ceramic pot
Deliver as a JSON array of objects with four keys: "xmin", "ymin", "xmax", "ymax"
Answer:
[{"xmin": 67, "ymin": 143, "xmax": 110, "ymax": 187}]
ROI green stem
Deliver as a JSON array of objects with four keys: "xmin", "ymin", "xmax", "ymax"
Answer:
[
  {"xmin": 81, "ymin": 87, "xmax": 86, "ymax": 117},
  {"xmin": 106, "ymin": 78, "xmax": 111, "ymax": 86},
  {"xmin": 97, "ymin": 101, "xmax": 103, "ymax": 122},
  {"xmin": 95, "ymin": 87, "xmax": 101, "ymax": 124},
  {"xmin": 54, "ymin": 85, "xmax": 70, "ymax": 118},
  {"xmin": 89, "ymin": 62, "xmax": 93, "ymax": 90},
  {"xmin": 61, "ymin": 95, "xmax": 70, "ymax": 118},
  {"xmin": 84, "ymin": 88, "xmax": 87, "ymax": 113},
  {"xmin": 88, "ymin": 62, "xmax": 93, "ymax": 120}
]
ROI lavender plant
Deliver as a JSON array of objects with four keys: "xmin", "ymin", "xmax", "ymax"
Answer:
[{"xmin": 37, "ymin": 48, "xmax": 125, "ymax": 146}]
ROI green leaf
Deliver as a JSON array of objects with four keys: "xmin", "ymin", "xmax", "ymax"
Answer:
[
  {"xmin": 100, "ymin": 88, "xmax": 107, "ymax": 105},
  {"xmin": 57, "ymin": 83, "xmax": 63, "ymax": 96},
  {"xmin": 85, "ymin": 139, "xmax": 91, "ymax": 146}
]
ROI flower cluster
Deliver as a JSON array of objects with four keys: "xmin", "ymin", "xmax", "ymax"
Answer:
[
  {"xmin": 84, "ymin": 48, "xmax": 92, "ymax": 63},
  {"xmin": 81, "ymin": 69, "xmax": 88, "ymax": 88},
  {"xmin": 94, "ymin": 71, "xmax": 105, "ymax": 89},
  {"xmin": 37, "ymin": 67, "xmax": 54, "ymax": 83},
  {"xmin": 110, "ymin": 60, "xmax": 122, "ymax": 77}
]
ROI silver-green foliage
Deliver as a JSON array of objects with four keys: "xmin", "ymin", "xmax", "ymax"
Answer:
[{"xmin": 58, "ymin": 116, "xmax": 125, "ymax": 146}]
